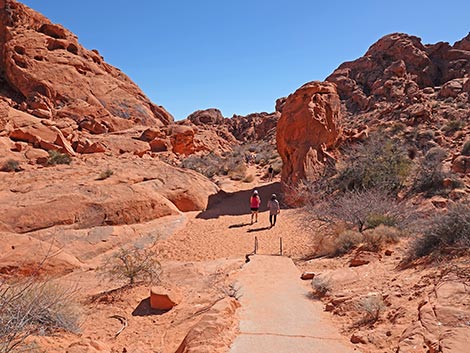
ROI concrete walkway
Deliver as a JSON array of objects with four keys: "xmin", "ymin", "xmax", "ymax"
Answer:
[{"xmin": 229, "ymin": 255, "xmax": 359, "ymax": 353}]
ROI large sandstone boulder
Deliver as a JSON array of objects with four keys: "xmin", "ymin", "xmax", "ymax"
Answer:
[
  {"xmin": 0, "ymin": 0, "xmax": 173, "ymax": 132},
  {"xmin": 0, "ymin": 159, "xmax": 218, "ymax": 233},
  {"xmin": 276, "ymin": 81, "xmax": 342, "ymax": 189}
]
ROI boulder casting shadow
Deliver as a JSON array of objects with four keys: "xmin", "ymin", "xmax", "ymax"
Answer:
[{"xmin": 132, "ymin": 297, "xmax": 171, "ymax": 317}]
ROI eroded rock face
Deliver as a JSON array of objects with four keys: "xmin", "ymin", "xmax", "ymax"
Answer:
[
  {"xmin": 276, "ymin": 81, "xmax": 342, "ymax": 189},
  {"xmin": 0, "ymin": 0, "xmax": 173, "ymax": 132},
  {"xmin": 327, "ymin": 32, "xmax": 470, "ymax": 115},
  {"xmin": 0, "ymin": 159, "xmax": 218, "ymax": 233}
]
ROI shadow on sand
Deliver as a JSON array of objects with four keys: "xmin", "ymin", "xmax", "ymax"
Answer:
[
  {"xmin": 132, "ymin": 297, "xmax": 171, "ymax": 317},
  {"xmin": 247, "ymin": 226, "xmax": 271, "ymax": 233},
  {"xmin": 197, "ymin": 182, "xmax": 281, "ymax": 220},
  {"xmin": 228, "ymin": 222, "xmax": 251, "ymax": 229}
]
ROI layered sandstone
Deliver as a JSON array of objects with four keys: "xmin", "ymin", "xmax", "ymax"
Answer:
[
  {"xmin": 0, "ymin": 0, "xmax": 173, "ymax": 134},
  {"xmin": 276, "ymin": 81, "xmax": 342, "ymax": 188},
  {"xmin": 327, "ymin": 32, "xmax": 470, "ymax": 117}
]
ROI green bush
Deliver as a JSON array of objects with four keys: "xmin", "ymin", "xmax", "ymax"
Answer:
[
  {"xmin": 48, "ymin": 150, "xmax": 71, "ymax": 165},
  {"xmin": 410, "ymin": 147, "xmax": 461, "ymax": 196},
  {"xmin": 1, "ymin": 159, "xmax": 20, "ymax": 172},
  {"xmin": 335, "ymin": 135, "xmax": 411, "ymax": 194},
  {"xmin": 366, "ymin": 213, "xmax": 398, "ymax": 229},
  {"xmin": 442, "ymin": 119, "xmax": 465, "ymax": 134},
  {"xmin": 97, "ymin": 169, "xmax": 114, "ymax": 180},
  {"xmin": 461, "ymin": 140, "xmax": 470, "ymax": 156},
  {"xmin": 333, "ymin": 230, "xmax": 363, "ymax": 256},
  {"xmin": 409, "ymin": 200, "xmax": 470, "ymax": 259}
]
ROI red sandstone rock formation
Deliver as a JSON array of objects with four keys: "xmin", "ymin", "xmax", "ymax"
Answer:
[
  {"xmin": 327, "ymin": 32, "xmax": 470, "ymax": 117},
  {"xmin": 276, "ymin": 81, "xmax": 342, "ymax": 188},
  {"xmin": 0, "ymin": 0, "xmax": 173, "ymax": 133}
]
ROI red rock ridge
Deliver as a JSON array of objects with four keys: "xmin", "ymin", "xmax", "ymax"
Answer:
[{"xmin": 0, "ymin": 0, "xmax": 173, "ymax": 134}]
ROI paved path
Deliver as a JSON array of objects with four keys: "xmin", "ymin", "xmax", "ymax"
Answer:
[{"xmin": 229, "ymin": 255, "xmax": 359, "ymax": 353}]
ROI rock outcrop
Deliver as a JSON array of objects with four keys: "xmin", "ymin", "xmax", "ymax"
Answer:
[
  {"xmin": 0, "ymin": 0, "xmax": 173, "ymax": 133},
  {"xmin": 276, "ymin": 81, "xmax": 342, "ymax": 189},
  {"xmin": 327, "ymin": 32, "xmax": 470, "ymax": 117}
]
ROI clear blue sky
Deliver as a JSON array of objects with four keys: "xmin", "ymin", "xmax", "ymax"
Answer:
[{"xmin": 20, "ymin": 0, "xmax": 470, "ymax": 120}]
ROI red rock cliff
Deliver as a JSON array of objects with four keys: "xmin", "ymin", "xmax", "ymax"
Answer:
[{"xmin": 0, "ymin": 0, "xmax": 173, "ymax": 133}]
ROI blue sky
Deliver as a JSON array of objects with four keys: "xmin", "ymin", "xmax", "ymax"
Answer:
[{"xmin": 20, "ymin": 0, "xmax": 470, "ymax": 120}]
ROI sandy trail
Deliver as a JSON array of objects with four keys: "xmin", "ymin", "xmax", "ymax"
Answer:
[
  {"xmin": 157, "ymin": 181, "xmax": 316, "ymax": 262},
  {"xmin": 156, "ymin": 176, "xmax": 355, "ymax": 352},
  {"xmin": 229, "ymin": 255, "xmax": 357, "ymax": 353}
]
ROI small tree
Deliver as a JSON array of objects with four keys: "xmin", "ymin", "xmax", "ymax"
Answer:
[
  {"xmin": 100, "ymin": 246, "xmax": 161, "ymax": 286},
  {"xmin": 334, "ymin": 135, "xmax": 411, "ymax": 194},
  {"xmin": 307, "ymin": 189, "xmax": 410, "ymax": 233}
]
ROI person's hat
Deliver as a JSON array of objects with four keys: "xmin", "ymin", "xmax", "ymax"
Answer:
[
  {"xmin": 271, "ymin": 193, "xmax": 277, "ymax": 198},
  {"xmin": 253, "ymin": 190, "xmax": 258, "ymax": 194}
]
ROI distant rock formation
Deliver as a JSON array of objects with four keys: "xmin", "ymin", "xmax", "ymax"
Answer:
[
  {"xmin": 0, "ymin": 0, "xmax": 173, "ymax": 133},
  {"xmin": 327, "ymin": 32, "xmax": 470, "ymax": 116},
  {"xmin": 276, "ymin": 81, "xmax": 342, "ymax": 188}
]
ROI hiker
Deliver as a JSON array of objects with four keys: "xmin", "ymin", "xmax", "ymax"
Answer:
[
  {"xmin": 268, "ymin": 165, "xmax": 274, "ymax": 182},
  {"xmin": 267, "ymin": 193, "xmax": 280, "ymax": 228},
  {"xmin": 250, "ymin": 190, "xmax": 261, "ymax": 224}
]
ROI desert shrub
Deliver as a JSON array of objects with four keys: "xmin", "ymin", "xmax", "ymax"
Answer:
[
  {"xmin": 100, "ymin": 245, "xmax": 161, "ymax": 286},
  {"xmin": 334, "ymin": 135, "xmax": 411, "ymax": 194},
  {"xmin": 227, "ymin": 159, "xmax": 247, "ymax": 181},
  {"xmin": 307, "ymin": 189, "xmax": 410, "ymax": 233},
  {"xmin": 243, "ymin": 174, "xmax": 255, "ymax": 183},
  {"xmin": 409, "ymin": 199, "xmax": 470, "ymax": 259},
  {"xmin": 388, "ymin": 122, "xmax": 407, "ymax": 135},
  {"xmin": 0, "ymin": 279, "xmax": 80, "ymax": 353},
  {"xmin": 442, "ymin": 119, "xmax": 465, "ymax": 134},
  {"xmin": 180, "ymin": 153, "xmax": 225, "ymax": 178},
  {"xmin": 1, "ymin": 160, "xmax": 20, "ymax": 172},
  {"xmin": 97, "ymin": 169, "xmax": 114, "ymax": 180},
  {"xmin": 362, "ymin": 225, "xmax": 400, "ymax": 252},
  {"xmin": 461, "ymin": 140, "xmax": 470, "ymax": 156},
  {"xmin": 47, "ymin": 150, "xmax": 71, "ymax": 165},
  {"xmin": 365, "ymin": 213, "xmax": 398, "ymax": 229},
  {"xmin": 410, "ymin": 147, "xmax": 460, "ymax": 196},
  {"xmin": 356, "ymin": 295, "xmax": 385, "ymax": 324},
  {"xmin": 332, "ymin": 230, "xmax": 363, "ymax": 256},
  {"xmin": 311, "ymin": 277, "xmax": 331, "ymax": 297}
]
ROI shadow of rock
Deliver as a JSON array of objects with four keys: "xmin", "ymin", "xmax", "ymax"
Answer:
[
  {"xmin": 132, "ymin": 297, "xmax": 171, "ymax": 317},
  {"xmin": 197, "ymin": 182, "xmax": 281, "ymax": 220}
]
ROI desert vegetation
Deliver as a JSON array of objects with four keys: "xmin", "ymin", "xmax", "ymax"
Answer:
[
  {"xmin": 99, "ymin": 245, "xmax": 162, "ymax": 286},
  {"xmin": 0, "ymin": 278, "xmax": 80, "ymax": 353},
  {"xmin": 180, "ymin": 141, "xmax": 281, "ymax": 181},
  {"xmin": 408, "ymin": 200, "xmax": 470, "ymax": 260},
  {"xmin": 47, "ymin": 150, "xmax": 72, "ymax": 165},
  {"xmin": 301, "ymin": 132, "xmax": 466, "ymax": 259},
  {"xmin": 1, "ymin": 159, "xmax": 21, "ymax": 172}
]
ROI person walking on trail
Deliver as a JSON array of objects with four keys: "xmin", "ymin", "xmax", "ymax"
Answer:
[
  {"xmin": 250, "ymin": 190, "xmax": 261, "ymax": 224},
  {"xmin": 268, "ymin": 165, "xmax": 274, "ymax": 182},
  {"xmin": 267, "ymin": 193, "xmax": 280, "ymax": 228}
]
